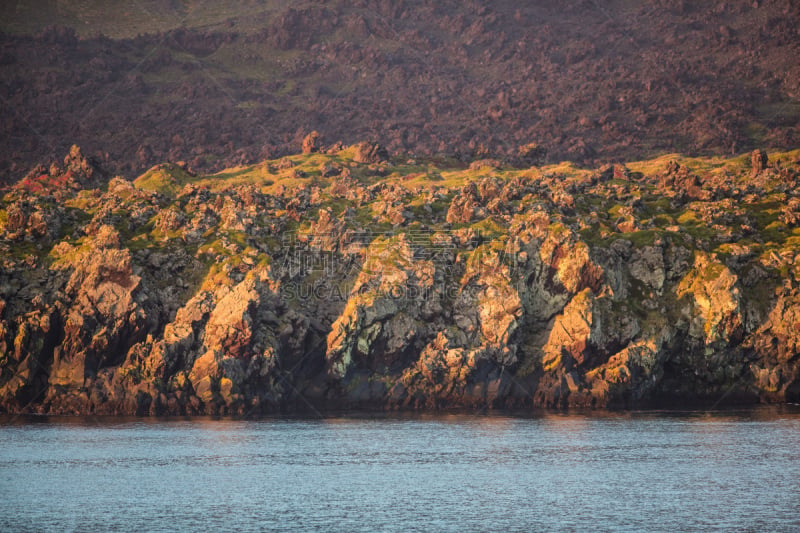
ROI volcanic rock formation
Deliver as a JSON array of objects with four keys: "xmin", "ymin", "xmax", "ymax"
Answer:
[{"xmin": 2, "ymin": 144, "xmax": 800, "ymax": 414}]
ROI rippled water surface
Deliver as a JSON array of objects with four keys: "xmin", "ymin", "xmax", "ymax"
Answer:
[{"xmin": 2, "ymin": 407, "xmax": 800, "ymax": 532}]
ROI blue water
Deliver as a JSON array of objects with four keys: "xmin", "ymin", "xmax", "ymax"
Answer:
[{"xmin": 1, "ymin": 408, "xmax": 799, "ymax": 532}]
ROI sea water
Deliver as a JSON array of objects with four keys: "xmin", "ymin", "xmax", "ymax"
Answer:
[{"xmin": 1, "ymin": 407, "xmax": 799, "ymax": 532}]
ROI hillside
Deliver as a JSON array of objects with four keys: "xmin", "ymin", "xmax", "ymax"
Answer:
[
  {"xmin": 1, "ymin": 0, "xmax": 799, "ymax": 184},
  {"xmin": 1, "ymin": 144, "xmax": 800, "ymax": 414}
]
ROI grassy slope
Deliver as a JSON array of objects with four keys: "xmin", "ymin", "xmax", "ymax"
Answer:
[
  {"xmin": 128, "ymin": 148, "xmax": 800, "ymax": 255},
  {"xmin": 5, "ymin": 147, "xmax": 798, "ymax": 277},
  {"xmin": 0, "ymin": 1, "xmax": 278, "ymax": 38}
]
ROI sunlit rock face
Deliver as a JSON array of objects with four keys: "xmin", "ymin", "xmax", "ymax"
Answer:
[{"xmin": 1, "ymin": 145, "xmax": 800, "ymax": 414}]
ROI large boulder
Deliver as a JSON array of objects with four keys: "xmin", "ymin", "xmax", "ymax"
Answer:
[{"xmin": 353, "ymin": 141, "xmax": 389, "ymax": 164}]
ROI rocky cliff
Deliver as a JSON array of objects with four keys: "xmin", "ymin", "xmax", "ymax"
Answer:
[{"xmin": 2, "ymin": 144, "xmax": 800, "ymax": 415}]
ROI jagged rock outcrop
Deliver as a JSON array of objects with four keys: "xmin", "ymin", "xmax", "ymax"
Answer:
[
  {"xmin": 747, "ymin": 286, "xmax": 800, "ymax": 402},
  {"xmin": 301, "ymin": 131, "xmax": 321, "ymax": 155},
  {"xmin": 47, "ymin": 227, "xmax": 146, "ymax": 394},
  {"xmin": 751, "ymin": 149, "xmax": 769, "ymax": 177},
  {"xmin": 325, "ymin": 234, "xmax": 438, "ymax": 382},
  {"xmin": 353, "ymin": 141, "xmax": 389, "ymax": 165},
  {"xmin": 2, "ymin": 145, "xmax": 800, "ymax": 414}
]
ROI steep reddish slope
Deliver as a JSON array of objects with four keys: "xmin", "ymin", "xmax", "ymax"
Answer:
[{"xmin": 1, "ymin": 0, "xmax": 798, "ymax": 184}]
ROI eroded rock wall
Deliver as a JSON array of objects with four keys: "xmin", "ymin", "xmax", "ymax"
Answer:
[{"xmin": 2, "ymin": 147, "xmax": 800, "ymax": 414}]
